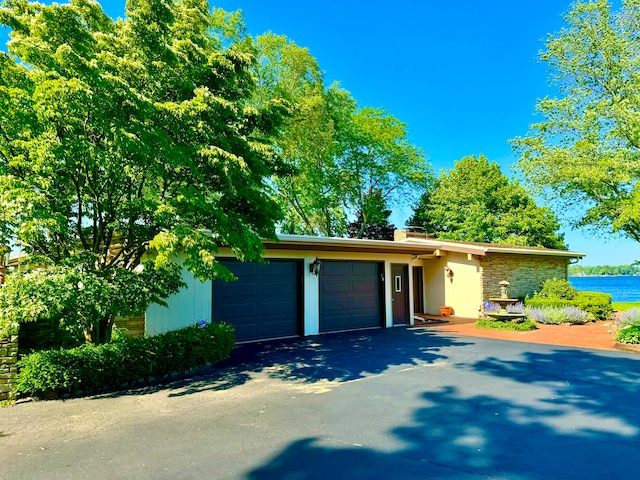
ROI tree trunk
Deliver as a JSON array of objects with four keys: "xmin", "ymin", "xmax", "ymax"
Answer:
[{"xmin": 83, "ymin": 315, "xmax": 114, "ymax": 344}]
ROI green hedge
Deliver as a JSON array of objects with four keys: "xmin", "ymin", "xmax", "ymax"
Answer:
[
  {"xmin": 17, "ymin": 322, "xmax": 235, "ymax": 397},
  {"xmin": 525, "ymin": 291, "xmax": 612, "ymax": 320}
]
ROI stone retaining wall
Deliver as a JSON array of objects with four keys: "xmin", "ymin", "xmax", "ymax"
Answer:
[
  {"xmin": 481, "ymin": 253, "xmax": 569, "ymax": 300},
  {"xmin": 0, "ymin": 334, "xmax": 18, "ymax": 402}
]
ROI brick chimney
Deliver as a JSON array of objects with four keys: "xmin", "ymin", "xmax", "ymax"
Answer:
[{"xmin": 394, "ymin": 227, "xmax": 435, "ymax": 242}]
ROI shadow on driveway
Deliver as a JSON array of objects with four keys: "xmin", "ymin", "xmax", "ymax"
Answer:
[
  {"xmin": 248, "ymin": 346, "xmax": 640, "ymax": 479},
  {"xmin": 94, "ymin": 327, "xmax": 469, "ymax": 399}
]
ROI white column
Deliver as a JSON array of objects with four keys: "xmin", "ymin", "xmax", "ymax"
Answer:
[
  {"xmin": 408, "ymin": 264, "xmax": 415, "ymax": 325},
  {"xmin": 304, "ymin": 256, "xmax": 320, "ymax": 335},
  {"xmin": 384, "ymin": 261, "xmax": 393, "ymax": 328}
]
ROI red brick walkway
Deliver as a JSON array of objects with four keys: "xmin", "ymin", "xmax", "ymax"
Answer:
[{"xmin": 415, "ymin": 317, "xmax": 625, "ymax": 352}]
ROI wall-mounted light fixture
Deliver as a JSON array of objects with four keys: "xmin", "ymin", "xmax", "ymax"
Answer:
[
  {"xmin": 444, "ymin": 266, "xmax": 454, "ymax": 283},
  {"xmin": 310, "ymin": 257, "xmax": 322, "ymax": 276}
]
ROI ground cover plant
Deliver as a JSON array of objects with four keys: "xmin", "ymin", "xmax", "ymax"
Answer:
[
  {"xmin": 616, "ymin": 325, "xmax": 640, "ymax": 344},
  {"xmin": 17, "ymin": 321, "xmax": 234, "ymax": 398},
  {"xmin": 475, "ymin": 319, "xmax": 537, "ymax": 331}
]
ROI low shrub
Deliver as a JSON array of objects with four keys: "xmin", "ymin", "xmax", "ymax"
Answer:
[
  {"xmin": 616, "ymin": 325, "xmax": 640, "ymax": 344},
  {"xmin": 475, "ymin": 319, "xmax": 537, "ymax": 331},
  {"xmin": 525, "ymin": 306, "xmax": 590, "ymax": 325},
  {"xmin": 525, "ymin": 291, "xmax": 612, "ymax": 320},
  {"xmin": 535, "ymin": 278, "xmax": 578, "ymax": 300},
  {"xmin": 574, "ymin": 291, "xmax": 613, "ymax": 320},
  {"xmin": 17, "ymin": 321, "xmax": 235, "ymax": 398}
]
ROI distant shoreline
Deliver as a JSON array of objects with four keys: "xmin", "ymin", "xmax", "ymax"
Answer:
[{"xmin": 569, "ymin": 274, "xmax": 640, "ymax": 277}]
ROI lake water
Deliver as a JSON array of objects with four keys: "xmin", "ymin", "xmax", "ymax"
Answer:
[{"xmin": 569, "ymin": 276, "xmax": 640, "ymax": 302}]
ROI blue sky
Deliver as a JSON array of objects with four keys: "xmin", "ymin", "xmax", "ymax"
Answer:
[{"xmin": 2, "ymin": 0, "xmax": 639, "ymax": 265}]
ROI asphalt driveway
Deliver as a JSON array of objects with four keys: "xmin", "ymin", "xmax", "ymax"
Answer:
[{"xmin": 2, "ymin": 327, "xmax": 640, "ymax": 479}]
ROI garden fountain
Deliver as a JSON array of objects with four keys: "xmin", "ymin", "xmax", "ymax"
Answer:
[{"xmin": 486, "ymin": 280, "xmax": 527, "ymax": 322}]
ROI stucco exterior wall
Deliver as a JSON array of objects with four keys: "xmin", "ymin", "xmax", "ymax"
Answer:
[
  {"xmin": 480, "ymin": 253, "xmax": 568, "ymax": 300},
  {"xmin": 420, "ymin": 253, "xmax": 483, "ymax": 319}
]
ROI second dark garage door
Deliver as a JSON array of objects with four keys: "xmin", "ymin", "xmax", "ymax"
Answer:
[
  {"xmin": 319, "ymin": 261, "xmax": 383, "ymax": 333},
  {"xmin": 213, "ymin": 259, "xmax": 301, "ymax": 342}
]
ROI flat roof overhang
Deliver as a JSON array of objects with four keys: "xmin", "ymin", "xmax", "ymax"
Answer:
[
  {"xmin": 266, "ymin": 234, "xmax": 586, "ymax": 260},
  {"xmin": 262, "ymin": 235, "xmax": 440, "ymax": 256}
]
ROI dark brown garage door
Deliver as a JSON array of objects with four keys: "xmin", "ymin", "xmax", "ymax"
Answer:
[
  {"xmin": 213, "ymin": 260, "xmax": 301, "ymax": 342},
  {"xmin": 319, "ymin": 261, "xmax": 383, "ymax": 333}
]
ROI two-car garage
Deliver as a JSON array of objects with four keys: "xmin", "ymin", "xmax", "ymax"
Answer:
[{"xmin": 213, "ymin": 259, "xmax": 384, "ymax": 342}]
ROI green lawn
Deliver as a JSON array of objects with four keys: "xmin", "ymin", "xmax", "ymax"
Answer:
[{"xmin": 613, "ymin": 302, "xmax": 640, "ymax": 311}]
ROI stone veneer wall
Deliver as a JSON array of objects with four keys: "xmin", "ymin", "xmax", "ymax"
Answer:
[
  {"xmin": 480, "ymin": 253, "xmax": 568, "ymax": 300},
  {"xmin": 0, "ymin": 334, "xmax": 18, "ymax": 402},
  {"xmin": 113, "ymin": 314, "xmax": 145, "ymax": 338}
]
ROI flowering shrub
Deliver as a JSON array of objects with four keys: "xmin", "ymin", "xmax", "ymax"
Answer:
[
  {"xmin": 525, "ymin": 306, "xmax": 589, "ymax": 325},
  {"xmin": 483, "ymin": 301, "xmax": 524, "ymax": 314},
  {"xmin": 507, "ymin": 302, "xmax": 524, "ymax": 314},
  {"xmin": 618, "ymin": 308, "xmax": 640, "ymax": 328},
  {"xmin": 483, "ymin": 301, "xmax": 500, "ymax": 313}
]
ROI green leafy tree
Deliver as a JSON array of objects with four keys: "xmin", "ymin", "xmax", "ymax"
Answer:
[
  {"xmin": 408, "ymin": 155, "xmax": 566, "ymax": 249},
  {"xmin": 0, "ymin": 0, "xmax": 288, "ymax": 342},
  {"xmin": 252, "ymin": 34, "xmax": 431, "ymax": 237},
  {"xmin": 513, "ymin": 0, "xmax": 640, "ymax": 242},
  {"xmin": 339, "ymin": 104, "xmax": 431, "ymax": 236},
  {"xmin": 347, "ymin": 188, "xmax": 396, "ymax": 240},
  {"xmin": 251, "ymin": 34, "xmax": 348, "ymax": 236}
]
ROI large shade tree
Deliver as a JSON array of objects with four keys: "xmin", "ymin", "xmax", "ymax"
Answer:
[
  {"xmin": 408, "ymin": 155, "xmax": 566, "ymax": 249},
  {"xmin": 513, "ymin": 0, "xmax": 640, "ymax": 242},
  {"xmin": 0, "ymin": 0, "xmax": 288, "ymax": 342},
  {"xmin": 252, "ymin": 34, "xmax": 432, "ymax": 237}
]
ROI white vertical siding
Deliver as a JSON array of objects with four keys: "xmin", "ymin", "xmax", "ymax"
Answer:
[{"xmin": 145, "ymin": 267, "xmax": 212, "ymax": 336}]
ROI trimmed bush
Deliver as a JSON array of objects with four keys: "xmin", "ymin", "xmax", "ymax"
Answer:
[
  {"xmin": 574, "ymin": 291, "xmax": 613, "ymax": 320},
  {"xmin": 17, "ymin": 321, "xmax": 234, "ymax": 397},
  {"xmin": 616, "ymin": 325, "xmax": 640, "ymax": 344},
  {"xmin": 475, "ymin": 319, "xmax": 537, "ymax": 331},
  {"xmin": 525, "ymin": 291, "xmax": 612, "ymax": 320},
  {"xmin": 536, "ymin": 278, "xmax": 578, "ymax": 300}
]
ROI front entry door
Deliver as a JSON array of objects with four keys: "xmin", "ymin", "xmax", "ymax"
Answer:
[{"xmin": 391, "ymin": 264, "xmax": 409, "ymax": 325}]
